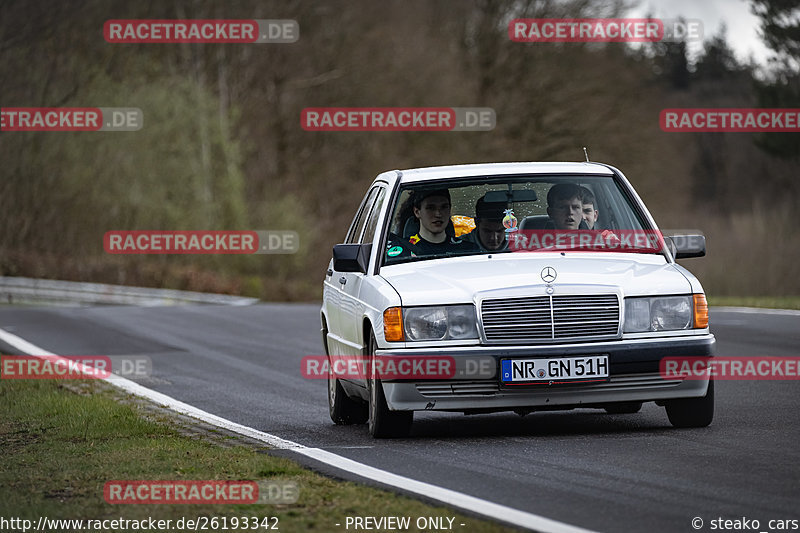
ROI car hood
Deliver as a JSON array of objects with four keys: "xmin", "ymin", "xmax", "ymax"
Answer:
[{"xmin": 380, "ymin": 252, "xmax": 692, "ymax": 306}]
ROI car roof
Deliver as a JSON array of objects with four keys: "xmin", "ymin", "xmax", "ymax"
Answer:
[{"xmin": 386, "ymin": 162, "xmax": 614, "ymax": 185}]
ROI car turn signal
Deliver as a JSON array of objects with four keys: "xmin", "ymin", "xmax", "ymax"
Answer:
[
  {"xmin": 693, "ymin": 294, "xmax": 708, "ymax": 329},
  {"xmin": 383, "ymin": 307, "xmax": 404, "ymax": 342}
]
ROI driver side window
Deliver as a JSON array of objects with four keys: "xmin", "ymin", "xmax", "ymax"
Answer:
[
  {"xmin": 345, "ymin": 187, "xmax": 379, "ymax": 244},
  {"xmin": 361, "ymin": 188, "xmax": 387, "ymax": 244}
]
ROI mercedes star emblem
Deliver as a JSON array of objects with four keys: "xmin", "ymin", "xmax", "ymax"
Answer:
[{"xmin": 541, "ymin": 266, "xmax": 557, "ymax": 283}]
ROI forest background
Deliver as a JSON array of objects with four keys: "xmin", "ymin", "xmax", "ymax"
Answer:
[{"xmin": 1, "ymin": 0, "xmax": 798, "ymax": 301}]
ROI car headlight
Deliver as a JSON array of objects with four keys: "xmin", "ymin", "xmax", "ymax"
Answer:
[
  {"xmin": 624, "ymin": 296, "xmax": 694, "ymax": 333},
  {"xmin": 384, "ymin": 305, "xmax": 479, "ymax": 341}
]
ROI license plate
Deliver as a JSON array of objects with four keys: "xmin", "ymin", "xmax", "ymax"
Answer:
[{"xmin": 500, "ymin": 355, "xmax": 609, "ymax": 384}]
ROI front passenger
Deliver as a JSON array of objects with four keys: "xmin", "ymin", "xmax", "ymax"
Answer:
[{"xmin": 408, "ymin": 189, "xmax": 477, "ymax": 255}]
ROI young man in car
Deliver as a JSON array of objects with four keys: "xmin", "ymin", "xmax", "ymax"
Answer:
[
  {"xmin": 465, "ymin": 195, "xmax": 508, "ymax": 251},
  {"xmin": 545, "ymin": 184, "xmax": 622, "ymax": 253},
  {"xmin": 546, "ymin": 183, "xmax": 586, "ymax": 230},
  {"xmin": 579, "ymin": 186, "xmax": 599, "ymax": 230},
  {"xmin": 408, "ymin": 189, "xmax": 477, "ymax": 255}
]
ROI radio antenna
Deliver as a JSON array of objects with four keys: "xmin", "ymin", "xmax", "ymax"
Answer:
[{"xmin": 583, "ymin": 147, "xmax": 590, "ymax": 162}]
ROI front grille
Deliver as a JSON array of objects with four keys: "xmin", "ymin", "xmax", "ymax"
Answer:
[
  {"xmin": 481, "ymin": 294, "xmax": 619, "ymax": 343},
  {"xmin": 414, "ymin": 373, "xmax": 679, "ymax": 398},
  {"xmin": 416, "ymin": 380, "xmax": 500, "ymax": 397}
]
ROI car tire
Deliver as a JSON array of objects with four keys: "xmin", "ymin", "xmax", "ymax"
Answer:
[
  {"xmin": 665, "ymin": 379, "xmax": 714, "ymax": 428},
  {"xmin": 366, "ymin": 334, "xmax": 412, "ymax": 438},
  {"xmin": 604, "ymin": 401, "xmax": 643, "ymax": 414},
  {"xmin": 328, "ymin": 358, "xmax": 368, "ymax": 425}
]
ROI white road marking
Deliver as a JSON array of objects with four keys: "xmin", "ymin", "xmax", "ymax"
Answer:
[{"xmin": 0, "ymin": 327, "xmax": 597, "ymax": 533}]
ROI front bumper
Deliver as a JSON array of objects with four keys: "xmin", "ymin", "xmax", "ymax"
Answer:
[{"xmin": 376, "ymin": 334, "xmax": 715, "ymax": 412}]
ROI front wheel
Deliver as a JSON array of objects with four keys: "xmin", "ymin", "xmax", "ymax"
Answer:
[
  {"xmin": 665, "ymin": 379, "xmax": 714, "ymax": 428},
  {"xmin": 328, "ymin": 356, "xmax": 368, "ymax": 425},
  {"xmin": 366, "ymin": 334, "xmax": 412, "ymax": 438}
]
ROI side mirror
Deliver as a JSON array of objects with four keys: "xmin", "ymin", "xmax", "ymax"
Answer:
[
  {"xmin": 665, "ymin": 234, "xmax": 706, "ymax": 259},
  {"xmin": 332, "ymin": 243, "xmax": 372, "ymax": 273}
]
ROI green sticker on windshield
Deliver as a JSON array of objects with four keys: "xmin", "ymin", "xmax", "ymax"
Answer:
[{"xmin": 387, "ymin": 246, "xmax": 403, "ymax": 257}]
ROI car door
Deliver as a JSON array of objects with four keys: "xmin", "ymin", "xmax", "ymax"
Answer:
[
  {"xmin": 339, "ymin": 185, "xmax": 387, "ymax": 357},
  {"xmin": 325, "ymin": 186, "xmax": 380, "ymax": 356}
]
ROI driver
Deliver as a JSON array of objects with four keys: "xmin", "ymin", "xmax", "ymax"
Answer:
[{"xmin": 407, "ymin": 189, "xmax": 477, "ymax": 255}]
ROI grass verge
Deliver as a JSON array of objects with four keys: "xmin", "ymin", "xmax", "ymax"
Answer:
[
  {"xmin": 708, "ymin": 296, "xmax": 800, "ymax": 310},
  {"xmin": 0, "ymin": 379, "xmax": 515, "ymax": 532}
]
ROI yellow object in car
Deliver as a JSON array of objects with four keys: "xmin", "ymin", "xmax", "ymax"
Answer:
[{"xmin": 451, "ymin": 215, "xmax": 475, "ymax": 237}]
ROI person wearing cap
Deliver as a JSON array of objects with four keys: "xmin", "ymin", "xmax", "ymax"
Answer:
[
  {"xmin": 466, "ymin": 196, "xmax": 508, "ymax": 251},
  {"xmin": 407, "ymin": 189, "xmax": 477, "ymax": 255}
]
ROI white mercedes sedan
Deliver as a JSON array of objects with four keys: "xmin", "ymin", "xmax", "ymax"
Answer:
[{"xmin": 321, "ymin": 162, "xmax": 714, "ymax": 438}]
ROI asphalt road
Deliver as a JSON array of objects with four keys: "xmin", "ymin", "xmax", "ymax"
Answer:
[{"xmin": 1, "ymin": 303, "xmax": 799, "ymax": 533}]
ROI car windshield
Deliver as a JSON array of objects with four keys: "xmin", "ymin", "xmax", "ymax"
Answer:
[{"xmin": 382, "ymin": 174, "xmax": 660, "ymax": 265}]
